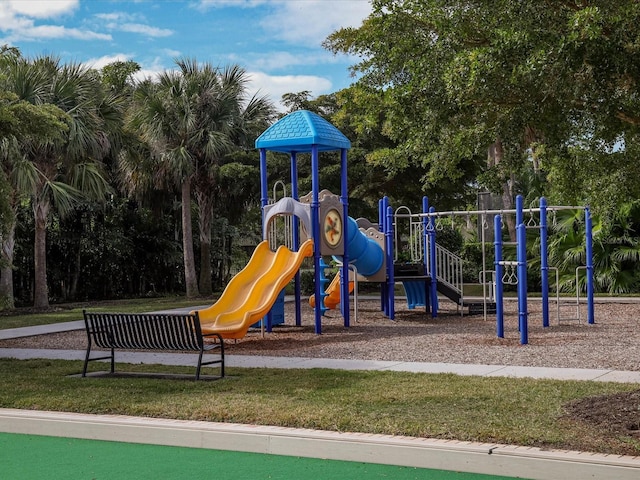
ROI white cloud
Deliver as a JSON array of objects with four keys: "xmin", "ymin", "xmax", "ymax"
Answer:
[
  {"xmin": 194, "ymin": 0, "xmax": 370, "ymax": 47},
  {"xmin": 162, "ymin": 48, "xmax": 182, "ymax": 57},
  {"xmin": 260, "ymin": 0, "xmax": 371, "ymax": 47},
  {"xmin": 118, "ymin": 23, "xmax": 173, "ymax": 37},
  {"xmin": 250, "ymin": 50, "xmax": 341, "ymax": 71},
  {"xmin": 94, "ymin": 12, "xmax": 137, "ymax": 22},
  {"xmin": 195, "ymin": 0, "xmax": 268, "ymax": 11},
  {"xmin": 5, "ymin": 0, "xmax": 78, "ymax": 19},
  {"xmin": 94, "ymin": 11, "xmax": 173, "ymax": 38},
  {"xmin": 14, "ymin": 25, "xmax": 111, "ymax": 41},
  {"xmin": 0, "ymin": 0, "xmax": 110, "ymax": 42},
  {"xmin": 84, "ymin": 53, "xmax": 135, "ymax": 70},
  {"xmin": 247, "ymin": 71, "xmax": 333, "ymax": 110}
]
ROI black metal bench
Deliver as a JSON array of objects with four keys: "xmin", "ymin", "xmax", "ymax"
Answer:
[{"xmin": 82, "ymin": 310, "xmax": 224, "ymax": 380}]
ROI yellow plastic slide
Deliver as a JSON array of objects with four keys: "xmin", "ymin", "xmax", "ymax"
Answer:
[
  {"xmin": 195, "ymin": 239, "xmax": 313, "ymax": 339},
  {"xmin": 309, "ymin": 272, "xmax": 354, "ymax": 310}
]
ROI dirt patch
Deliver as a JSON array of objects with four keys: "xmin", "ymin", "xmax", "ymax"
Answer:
[{"xmin": 564, "ymin": 389, "xmax": 640, "ymax": 440}]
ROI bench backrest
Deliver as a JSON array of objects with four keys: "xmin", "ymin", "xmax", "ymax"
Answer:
[{"xmin": 83, "ymin": 311, "xmax": 204, "ymax": 351}]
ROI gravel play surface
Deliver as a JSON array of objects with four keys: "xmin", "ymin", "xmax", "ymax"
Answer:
[{"xmin": 2, "ymin": 298, "xmax": 639, "ymax": 372}]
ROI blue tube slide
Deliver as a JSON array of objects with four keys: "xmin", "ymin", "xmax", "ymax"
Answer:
[{"xmin": 337, "ymin": 217, "xmax": 384, "ymax": 277}]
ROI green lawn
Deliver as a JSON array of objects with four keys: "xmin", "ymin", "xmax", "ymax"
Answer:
[
  {"xmin": 0, "ymin": 296, "xmax": 215, "ymax": 329},
  {"xmin": 0, "ymin": 358, "xmax": 638, "ymax": 457}
]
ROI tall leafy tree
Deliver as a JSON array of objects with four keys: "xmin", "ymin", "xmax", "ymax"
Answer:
[
  {"xmin": 126, "ymin": 74, "xmax": 200, "ymax": 298},
  {"xmin": 1, "ymin": 48, "xmax": 71, "ymax": 309},
  {"xmin": 325, "ymin": 1, "xmax": 640, "ymax": 217},
  {"xmin": 187, "ymin": 61, "xmax": 274, "ymax": 295},
  {"xmin": 100, "ymin": 60, "xmax": 140, "ymax": 93},
  {"xmin": 3, "ymin": 54, "xmax": 114, "ymax": 308},
  {"xmin": 127, "ymin": 59, "xmax": 274, "ymax": 297}
]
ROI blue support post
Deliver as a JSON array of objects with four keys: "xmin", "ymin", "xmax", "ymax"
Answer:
[
  {"xmin": 259, "ymin": 148, "xmax": 273, "ymax": 331},
  {"xmin": 517, "ymin": 223, "xmax": 528, "ymax": 344},
  {"xmin": 311, "ymin": 145, "xmax": 322, "ymax": 334},
  {"xmin": 585, "ymin": 207, "xmax": 595, "ymax": 324},
  {"xmin": 540, "ymin": 197, "xmax": 549, "ymax": 328},
  {"xmin": 340, "ymin": 148, "xmax": 350, "ymax": 328},
  {"xmin": 381, "ymin": 196, "xmax": 390, "ymax": 315},
  {"xmin": 386, "ymin": 205, "xmax": 395, "ymax": 320},
  {"xmin": 259, "ymin": 149, "xmax": 269, "ymax": 214},
  {"xmin": 428, "ymin": 206, "xmax": 438, "ymax": 317},
  {"xmin": 422, "ymin": 196, "xmax": 431, "ymax": 314},
  {"xmin": 516, "ymin": 195, "xmax": 524, "ymax": 227},
  {"xmin": 494, "ymin": 215, "xmax": 504, "ymax": 338},
  {"xmin": 291, "ymin": 152, "xmax": 302, "ymax": 326}
]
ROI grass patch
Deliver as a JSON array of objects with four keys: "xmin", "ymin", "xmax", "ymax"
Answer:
[
  {"xmin": 0, "ymin": 296, "xmax": 216, "ymax": 330},
  {"xmin": 0, "ymin": 358, "xmax": 638, "ymax": 456}
]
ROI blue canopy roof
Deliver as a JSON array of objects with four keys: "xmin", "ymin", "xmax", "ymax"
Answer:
[{"xmin": 255, "ymin": 110, "xmax": 351, "ymax": 153}]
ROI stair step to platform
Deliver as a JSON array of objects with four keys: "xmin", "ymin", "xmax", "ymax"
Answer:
[{"xmin": 465, "ymin": 303, "xmax": 497, "ymax": 315}]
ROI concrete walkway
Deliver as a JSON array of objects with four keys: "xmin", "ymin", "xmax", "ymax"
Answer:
[{"xmin": 2, "ymin": 319, "xmax": 640, "ymax": 383}]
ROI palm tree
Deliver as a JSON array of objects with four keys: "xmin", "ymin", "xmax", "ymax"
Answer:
[
  {"xmin": 547, "ymin": 202, "xmax": 640, "ymax": 294},
  {"xmin": 126, "ymin": 75, "xmax": 200, "ymax": 297},
  {"xmin": 3, "ymin": 55, "xmax": 114, "ymax": 308},
  {"xmin": 126, "ymin": 59, "xmax": 275, "ymax": 297},
  {"xmin": 1, "ymin": 49, "xmax": 68, "ymax": 309},
  {"xmin": 185, "ymin": 61, "xmax": 275, "ymax": 295}
]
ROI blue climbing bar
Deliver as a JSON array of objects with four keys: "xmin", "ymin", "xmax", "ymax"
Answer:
[{"xmin": 494, "ymin": 214, "xmax": 504, "ymax": 338}]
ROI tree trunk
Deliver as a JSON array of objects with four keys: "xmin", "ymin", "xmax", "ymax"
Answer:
[
  {"xmin": 488, "ymin": 140, "xmax": 516, "ymax": 241},
  {"xmin": 0, "ymin": 221, "xmax": 16, "ymax": 310},
  {"xmin": 524, "ymin": 125, "xmax": 543, "ymax": 174},
  {"xmin": 196, "ymin": 190, "xmax": 214, "ymax": 296},
  {"xmin": 69, "ymin": 243, "xmax": 81, "ymax": 300},
  {"xmin": 181, "ymin": 179, "xmax": 199, "ymax": 298},
  {"xmin": 33, "ymin": 198, "xmax": 50, "ymax": 308}
]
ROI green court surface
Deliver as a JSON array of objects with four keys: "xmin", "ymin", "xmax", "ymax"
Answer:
[{"xmin": 0, "ymin": 432, "xmax": 520, "ymax": 480}]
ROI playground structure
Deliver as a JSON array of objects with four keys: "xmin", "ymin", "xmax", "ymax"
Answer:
[
  {"xmin": 384, "ymin": 194, "xmax": 594, "ymax": 344},
  {"xmin": 194, "ymin": 110, "xmax": 595, "ymax": 344},
  {"xmin": 195, "ymin": 110, "xmax": 358, "ymax": 336}
]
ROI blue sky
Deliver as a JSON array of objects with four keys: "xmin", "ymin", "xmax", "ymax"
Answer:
[{"xmin": 0, "ymin": 0, "xmax": 372, "ymax": 110}]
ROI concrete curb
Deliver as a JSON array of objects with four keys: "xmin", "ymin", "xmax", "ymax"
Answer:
[{"xmin": 1, "ymin": 408, "xmax": 639, "ymax": 480}]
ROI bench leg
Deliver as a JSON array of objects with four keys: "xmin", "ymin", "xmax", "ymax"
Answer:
[
  {"xmin": 197, "ymin": 338, "xmax": 225, "ymax": 380},
  {"xmin": 219, "ymin": 340, "xmax": 225, "ymax": 378},
  {"xmin": 82, "ymin": 345, "xmax": 91, "ymax": 377},
  {"xmin": 82, "ymin": 346, "xmax": 115, "ymax": 377},
  {"xmin": 196, "ymin": 351, "xmax": 203, "ymax": 381}
]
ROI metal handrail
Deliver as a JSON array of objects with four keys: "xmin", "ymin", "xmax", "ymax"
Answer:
[
  {"xmin": 434, "ymin": 243, "xmax": 464, "ymax": 297},
  {"xmin": 422, "ymin": 235, "xmax": 464, "ymax": 299}
]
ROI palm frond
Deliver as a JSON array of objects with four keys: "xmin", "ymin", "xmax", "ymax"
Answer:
[
  {"xmin": 41, "ymin": 180, "xmax": 82, "ymax": 217},
  {"xmin": 68, "ymin": 162, "xmax": 111, "ymax": 201}
]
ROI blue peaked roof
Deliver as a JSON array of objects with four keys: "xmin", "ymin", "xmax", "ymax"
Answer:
[{"xmin": 255, "ymin": 110, "xmax": 351, "ymax": 153}]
